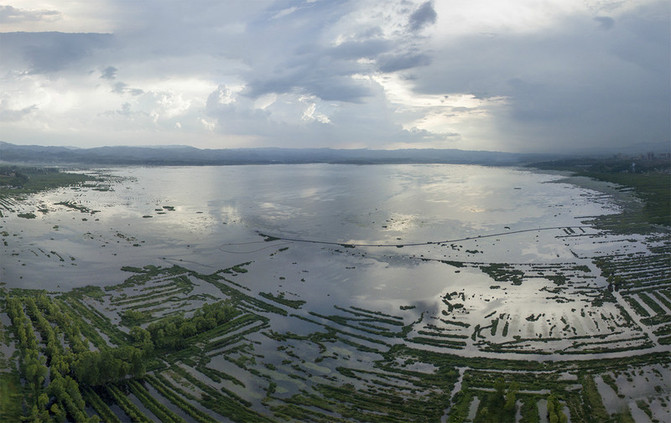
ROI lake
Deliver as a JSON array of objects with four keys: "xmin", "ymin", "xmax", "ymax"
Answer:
[
  {"xmin": 3, "ymin": 164, "xmax": 640, "ymax": 348},
  {"xmin": 3, "ymin": 163, "xmax": 670, "ymax": 422},
  {"xmin": 2, "ymin": 164, "xmax": 615, "ymax": 290}
]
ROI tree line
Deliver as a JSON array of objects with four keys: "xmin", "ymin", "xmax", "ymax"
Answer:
[{"xmin": 4, "ymin": 291, "xmax": 237, "ymax": 422}]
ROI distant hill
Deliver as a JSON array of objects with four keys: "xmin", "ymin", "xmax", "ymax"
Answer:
[{"xmin": 0, "ymin": 141, "xmax": 563, "ymax": 166}]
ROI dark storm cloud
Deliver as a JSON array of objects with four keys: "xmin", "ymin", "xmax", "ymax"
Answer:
[
  {"xmin": 408, "ymin": 2, "xmax": 437, "ymax": 32},
  {"xmin": 240, "ymin": 4, "xmax": 433, "ymax": 103},
  {"xmin": 0, "ymin": 32, "xmax": 113, "ymax": 73},
  {"xmin": 241, "ymin": 29, "xmax": 389, "ymax": 102},
  {"xmin": 408, "ymin": 2, "xmax": 670, "ymax": 151},
  {"xmin": 243, "ymin": 5, "xmax": 378, "ymax": 101},
  {"xmin": 1, "ymin": 0, "xmax": 667, "ymax": 152},
  {"xmin": 378, "ymin": 52, "xmax": 431, "ymax": 73}
]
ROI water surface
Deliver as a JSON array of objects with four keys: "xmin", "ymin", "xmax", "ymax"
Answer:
[{"xmin": 1, "ymin": 164, "xmax": 613, "ymax": 292}]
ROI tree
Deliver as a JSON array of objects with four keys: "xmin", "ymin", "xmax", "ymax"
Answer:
[
  {"xmin": 129, "ymin": 326, "xmax": 153, "ymax": 352},
  {"xmin": 50, "ymin": 403, "xmax": 67, "ymax": 423},
  {"xmin": 504, "ymin": 382, "xmax": 519, "ymax": 412},
  {"xmin": 494, "ymin": 377, "xmax": 506, "ymax": 403},
  {"xmin": 547, "ymin": 394, "xmax": 567, "ymax": 423},
  {"xmin": 24, "ymin": 350, "xmax": 47, "ymax": 394}
]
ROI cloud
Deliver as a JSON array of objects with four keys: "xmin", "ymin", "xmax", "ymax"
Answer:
[
  {"xmin": 240, "ymin": 1, "xmax": 439, "ymax": 103},
  {"xmin": 271, "ymin": 6, "xmax": 299, "ymax": 20},
  {"xmin": 0, "ymin": 104, "xmax": 37, "ymax": 122},
  {"xmin": 0, "ymin": 5, "xmax": 60, "ymax": 23},
  {"xmin": 404, "ymin": 0, "xmax": 670, "ymax": 151},
  {"xmin": 594, "ymin": 16, "xmax": 615, "ymax": 30},
  {"xmin": 0, "ymin": 0, "xmax": 667, "ymax": 152},
  {"xmin": 241, "ymin": 40, "xmax": 382, "ymax": 102},
  {"xmin": 109, "ymin": 81, "xmax": 144, "ymax": 96},
  {"xmin": 204, "ymin": 78, "xmax": 417, "ymax": 148},
  {"xmin": 0, "ymin": 32, "xmax": 113, "ymax": 73},
  {"xmin": 378, "ymin": 52, "xmax": 431, "ymax": 73},
  {"xmin": 328, "ymin": 39, "xmax": 392, "ymax": 60},
  {"xmin": 244, "ymin": 70, "xmax": 373, "ymax": 103},
  {"xmin": 408, "ymin": 2, "xmax": 437, "ymax": 32},
  {"xmin": 100, "ymin": 66, "xmax": 118, "ymax": 80}
]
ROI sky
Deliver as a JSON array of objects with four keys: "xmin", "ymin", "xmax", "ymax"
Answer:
[{"xmin": 0, "ymin": 0, "xmax": 669, "ymax": 153}]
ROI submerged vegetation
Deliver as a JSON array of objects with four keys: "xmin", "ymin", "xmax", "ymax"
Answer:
[
  {"xmin": 1, "ymin": 253, "xmax": 669, "ymax": 422},
  {"xmin": 0, "ymin": 166, "xmax": 97, "ymax": 219},
  {"xmin": 1, "ymin": 161, "xmax": 670, "ymax": 421}
]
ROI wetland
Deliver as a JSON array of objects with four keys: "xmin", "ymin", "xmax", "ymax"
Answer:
[{"xmin": 1, "ymin": 163, "xmax": 669, "ymax": 422}]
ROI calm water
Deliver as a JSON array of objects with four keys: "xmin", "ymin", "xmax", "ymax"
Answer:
[{"xmin": 1, "ymin": 164, "xmax": 615, "ymax": 298}]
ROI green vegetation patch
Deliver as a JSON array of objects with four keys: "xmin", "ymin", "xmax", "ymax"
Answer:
[
  {"xmin": 0, "ymin": 373, "xmax": 23, "ymax": 422},
  {"xmin": 531, "ymin": 157, "xmax": 671, "ymax": 230},
  {"xmin": 1, "ymin": 250, "xmax": 669, "ymax": 422},
  {"xmin": 0, "ymin": 166, "xmax": 93, "ymax": 197},
  {"xmin": 259, "ymin": 291, "xmax": 306, "ymax": 309}
]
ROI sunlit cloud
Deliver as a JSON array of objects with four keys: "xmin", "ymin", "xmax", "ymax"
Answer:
[
  {"xmin": 0, "ymin": 0, "xmax": 667, "ymax": 152},
  {"xmin": 0, "ymin": 0, "xmax": 117, "ymax": 32}
]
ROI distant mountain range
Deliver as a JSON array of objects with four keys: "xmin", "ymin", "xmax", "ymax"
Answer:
[
  {"xmin": 1, "ymin": 141, "xmax": 666, "ymax": 167},
  {"xmin": 0, "ymin": 141, "xmax": 562, "ymax": 166}
]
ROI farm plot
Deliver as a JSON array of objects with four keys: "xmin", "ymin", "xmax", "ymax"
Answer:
[
  {"xmin": 2, "ymin": 253, "xmax": 670, "ymax": 422},
  {"xmin": 0, "ymin": 263, "xmax": 463, "ymax": 422}
]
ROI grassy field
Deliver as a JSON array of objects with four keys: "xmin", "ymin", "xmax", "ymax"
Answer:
[
  {"xmin": 0, "ymin": 166, "xmax": 93, "ymax": 196},
  {"xmin": 530, "ymin": 157, "xmax": 671, "ymax": 230}
]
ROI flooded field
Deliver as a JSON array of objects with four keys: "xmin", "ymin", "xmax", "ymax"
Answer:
[{"xmin": 1, "ymin": 164, "xmax": 669, "ymax": 422}]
